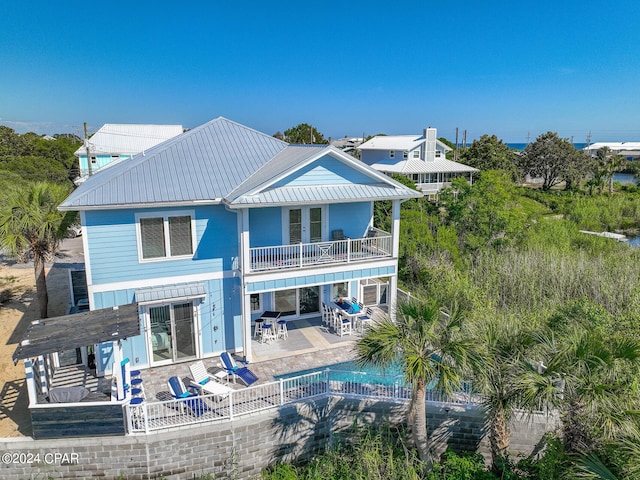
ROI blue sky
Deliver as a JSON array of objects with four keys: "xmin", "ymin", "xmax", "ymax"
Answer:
[{"xmin": 1, "ymin": 0, "xmax": 639, "ymax": 143}]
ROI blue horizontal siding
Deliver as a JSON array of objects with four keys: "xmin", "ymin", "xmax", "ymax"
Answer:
[
  {"xmin": 329, "ymin": 202, "xmax": 371, "ymax": 238},
  {"xmin": 249, "ymin": 207, "xmax": 282, "ymax": 247},
  {"xmin": 85, "ymin": 205, "xmax": 238, "ymax": 285},
  {"xmin": 92, "ymin": 277, "xmax": 242, "ymax": 369},
  {"xmin": 273, "ymin": 154, "xmax": 373, "ymax": 187}
]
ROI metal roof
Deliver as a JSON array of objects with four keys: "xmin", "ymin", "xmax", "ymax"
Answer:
[
  {"xmin": 74, "ymin": 124, "xmax": 184, "ymax": 156},
  {"xmin": 12, "ymin": 304, "xmax": 140, "ymax": 362},
  {"xmin": 226, "ymin": 145, "xmax": 327, "ymax": 202},
  {"xmin": 371, "ymin": 157, "xmax": 478, "ymax": 174},
  {"xmin": 60, "ymin": 117, "xmax": 288, "ymax": 210},
  {"xmin": 358, "ymin": 135, "xmax": 452, "ymax": 152},
  {"xmin": 230, "ymin": 183, "xmax": 421, "ymax": 206},
  {"xmin": 62, "ymin": 120, "xmax": 422, "ymax": 210},
  {"xmin": 135, "ymin": 283, "xmax": 206, "ymax": 303},
  {"xmin": 227, "ymin": 145, "xmax": 422, "ymax": 206},
  {"xmin": 584, "ymin": 142, "xmax": 640, "ymax": 153}
]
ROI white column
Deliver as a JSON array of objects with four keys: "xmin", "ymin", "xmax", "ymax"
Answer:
[
  {"xmin": 36, "ymin": 355, "xmax": 48, "ymax": 395},
  {"xmin": 239, "ymin": 209, "xmax": 253, "ymax": 362},
  {"xmin": 389, "ymin": 200, "xmax": 401, "ymax": 321},
  {"xmin": 23, "ymin": 359, "xmax": 39, "ymax": 405}
]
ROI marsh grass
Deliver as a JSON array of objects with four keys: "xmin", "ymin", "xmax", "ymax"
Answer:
[{"xmin": 470, "ymin": 246, "xmax": 640, "ymax": 317}]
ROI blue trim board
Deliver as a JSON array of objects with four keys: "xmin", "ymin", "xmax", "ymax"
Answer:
[{"xmin": 246, "ymin": 265, "xmax": 395, "ymax": 293}]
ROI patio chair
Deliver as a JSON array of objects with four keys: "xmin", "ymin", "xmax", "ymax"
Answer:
[
  {"xmin": 357, "ymin": 307, "xmax": 374, "ymax": 332},
  {"xmin": 188, "ymin": 361, "xmax": 233, "ymax": 399},
  {"xmin": 220, "ymin": 352, "xmax": 259, "ymax": 387},
  {"xmin": 321, "ymin": 303, "xmax": 331, "ymax": 327},
  {"xmin": 332, "ymin": 229, "xmax": 349, "ymax": 241},
  {"xmin": 167, "ymin": 376, "xmax": 211, "ymax": 417},
  {"xmin": 336, "ymin": 310, "xmax": 352, "ymax": 337}
]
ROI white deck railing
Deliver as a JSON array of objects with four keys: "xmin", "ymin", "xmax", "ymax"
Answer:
[
  {"xmin": 249, "ymin": 234, "xmax": 392, "ymax": 273},
  {"xmin": 125, "ymin": 369, "xmax": 479, "ymax": 434}
]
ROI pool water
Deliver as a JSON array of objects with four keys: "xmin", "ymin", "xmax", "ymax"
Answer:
[{"xmin": 275, "ymin": 361, "xmax": 406, "ymax": 386}]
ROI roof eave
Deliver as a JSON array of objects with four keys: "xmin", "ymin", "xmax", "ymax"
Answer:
[{"xmin": 59, "ymin": 199, "xmax": 224, "ymax": 211}]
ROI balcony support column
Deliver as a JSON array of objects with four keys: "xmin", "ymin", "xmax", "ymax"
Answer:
[
  {"xmin": 238, "ymin": 209, "xmax": 253, "ymax": 362},
  {"xmin": 389, "ymin": 200, "xmax": 401, "ymax": 321}
]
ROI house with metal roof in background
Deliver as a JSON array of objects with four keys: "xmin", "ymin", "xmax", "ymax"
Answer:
[
  {"xmin": 58, "ymin": 117, "xmax": 421, "ymax": 378},
  {"xmin": 74, "ymin": 123, "xmax": 183, "ymax": 182},
  {"xmin": 584, "ymin": 142, "xmax": 640, "ymax": 161},
  {"xmin": 358, "ymin": 127, "xmax": 478, "ymax": 197}
]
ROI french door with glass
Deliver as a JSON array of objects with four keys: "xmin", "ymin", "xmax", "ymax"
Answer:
[
  {"xmin": 148, "ymin": 301, "xmax": 198, "ymax": 364},
  {"xmin": 286, "ymin": 207, "xmax": 323, "ymax": 244}
]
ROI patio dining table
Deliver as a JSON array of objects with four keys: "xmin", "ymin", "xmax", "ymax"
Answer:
[
  {"xmin": 332, "ymin": 301, "xmax": 359, "ymax": 328},
  {"xmin": 259, "ymin": 311, "xmax": 282, "ymax": 343}
]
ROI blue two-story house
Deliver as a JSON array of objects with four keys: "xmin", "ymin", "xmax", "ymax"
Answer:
[{"xmin": 59, "ymin": 117, "xmax": 421, "ymax": 376}]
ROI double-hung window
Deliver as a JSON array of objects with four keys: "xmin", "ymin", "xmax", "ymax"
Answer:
[{"xmin": 137, "ymin": 211, "xmax": 195, "ymax": 261}]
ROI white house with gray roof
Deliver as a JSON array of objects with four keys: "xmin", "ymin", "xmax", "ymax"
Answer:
[
  {"xmin": 358, "ymin": 127, "xmax": 478, "ymax": 196},
  {"xmin": 74, "ymin": 123, "xmax": 183, "ymax": 181},
  {"xmin": 584, "ymin": 142, "xmax": 640, "ymax": 161},
  {"xmin": 59, "ymin": 117, "xmax": 421, "ymax": 376}
]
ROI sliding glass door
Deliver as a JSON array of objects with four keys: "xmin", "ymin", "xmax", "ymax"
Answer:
[
  {"xmin": 148, "ymin": 302, "xmax": 197, "ymax": 364},
  {"xmin": 274, "ymin": 286, "xmax": 320, "ymax": 317}
]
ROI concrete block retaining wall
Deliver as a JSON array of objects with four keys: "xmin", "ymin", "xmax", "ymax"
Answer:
[{"xmin": 0, "ymin": 397, "xmax": 558, "ymax": 479}]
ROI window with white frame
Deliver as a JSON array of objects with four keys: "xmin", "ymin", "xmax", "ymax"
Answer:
[
  {"xmin": 403, "ymin": 151, "xmax": 408, "ymax": 159},
  {"xmin": 412, "ymin": 149, "xmax": 420, "ymax": 159},
  {"xmin": 389, "ymin": 150, "xmax": 395, "ymax": 158},
  {"xmin": 137, "ymin": 211, "xmax": 195, "ymax": 261},
  {"xmin": 435, "ymin": 150, "xmax": 442, "ymax": 158}
]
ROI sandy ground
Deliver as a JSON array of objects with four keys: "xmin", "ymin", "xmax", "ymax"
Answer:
[{"xmin": 0, "ymin": 237, "xmax": 84, "ymax": 437}]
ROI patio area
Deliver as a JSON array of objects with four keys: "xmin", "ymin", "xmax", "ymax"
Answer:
[{"xmin": 45, "ymin": 306, "xmax": 387, "ymax": 406}]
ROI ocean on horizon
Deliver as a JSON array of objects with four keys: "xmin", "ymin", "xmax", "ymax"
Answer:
[{"xmin": 507, "ymin": 143, "xmax": 587, "ymax": 151}]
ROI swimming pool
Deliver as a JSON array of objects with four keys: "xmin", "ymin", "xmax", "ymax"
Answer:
[{"xmin": 275, "ymin": 361, "xmax": 406, "ymax": 387}]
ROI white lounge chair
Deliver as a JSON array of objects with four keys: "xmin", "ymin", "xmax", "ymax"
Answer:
[{"xmin": 188, "ymin": 360, "xmax": 233, "ymax": 399}]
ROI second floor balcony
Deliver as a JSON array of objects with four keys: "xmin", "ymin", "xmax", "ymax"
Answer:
[{"xmin": 248, "ymin": 227, "xmax": 392, "ymax": 273}]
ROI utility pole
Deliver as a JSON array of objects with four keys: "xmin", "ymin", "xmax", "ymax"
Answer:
[
  {"xmin": 454, "ymin": 127, "xmax": 459, "ymax": 162},
  {"xmin": 84, "ymin": 122, "xmax": 93, "ymax": 176},
  {"xmin": 462, "ymin": 130, "xmax": 467, "ymax": 151}
]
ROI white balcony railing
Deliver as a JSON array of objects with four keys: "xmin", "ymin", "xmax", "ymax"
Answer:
[
  {"xmin": 126, "ymin": 369, "xmax": 479, "ymax": 434},
  {"xmin": 249, "ymin": 231, "xmax": 392, "ymax": 273}
]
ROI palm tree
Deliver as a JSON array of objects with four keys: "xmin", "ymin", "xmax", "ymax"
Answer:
[
  {"xmin": 471, "ymin": 314, "xmax": 542, "ymax": 475},
  {"xmin": 595, "ymin": 147, "xmax": 627, "ymax": 196},
  {"xmin": 354, "ymin": 300, "xmax": 473, "ymax": 469},
  {"xmin": 0, "ymin": 181, "xmax": 75, "ymax": 318},
  {"xmin": 536, "ymin": 328, "xmax": 640, "ymax": 453}
]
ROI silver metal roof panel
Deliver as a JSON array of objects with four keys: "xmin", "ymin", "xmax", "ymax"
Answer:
[
  {"xmin": 229, "ymin": 183, "xmax": 421, "ymax": 207},
  {"xmin": 75, "ymin": 124, "xmax": 184, "ymax": 156},
  {"xmin": 61, "ymin": 118, "xmax": 288, "ymax": 209}
]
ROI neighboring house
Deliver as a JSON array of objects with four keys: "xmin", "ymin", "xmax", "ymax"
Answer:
[
  {"xmin": 584, "ymin": 142, "xmax": 640, "ymax": 161},
  {"xmin": 58, "ymin": 117, "xmax": 421, "ymax": 376},
  {"xmin": 331, "ymin": 136, "xmax": 364, "ymax": 154},
  {"xmin": 74, "ymin": 124, "xmax": 183, "ymax": 181},
  {"xmin": 358, "ymin": 128, "xmax": 478, "ymax": 196}
]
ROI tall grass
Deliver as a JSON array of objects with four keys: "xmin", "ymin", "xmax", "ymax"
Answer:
[
  {"xmin": 260, "ymin": 424, "xmax": 517, "ymax": 480},
  {"xmin": 262, "ymin": 424, "xmax": 426, "ymax": 480},
  {"xmin": 562, "ymin": 195, "xmax": 640, "ymax": 231},
  {"xmin": 469, "ymin": 245, "xmax": 640, "ymax": 317}
]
